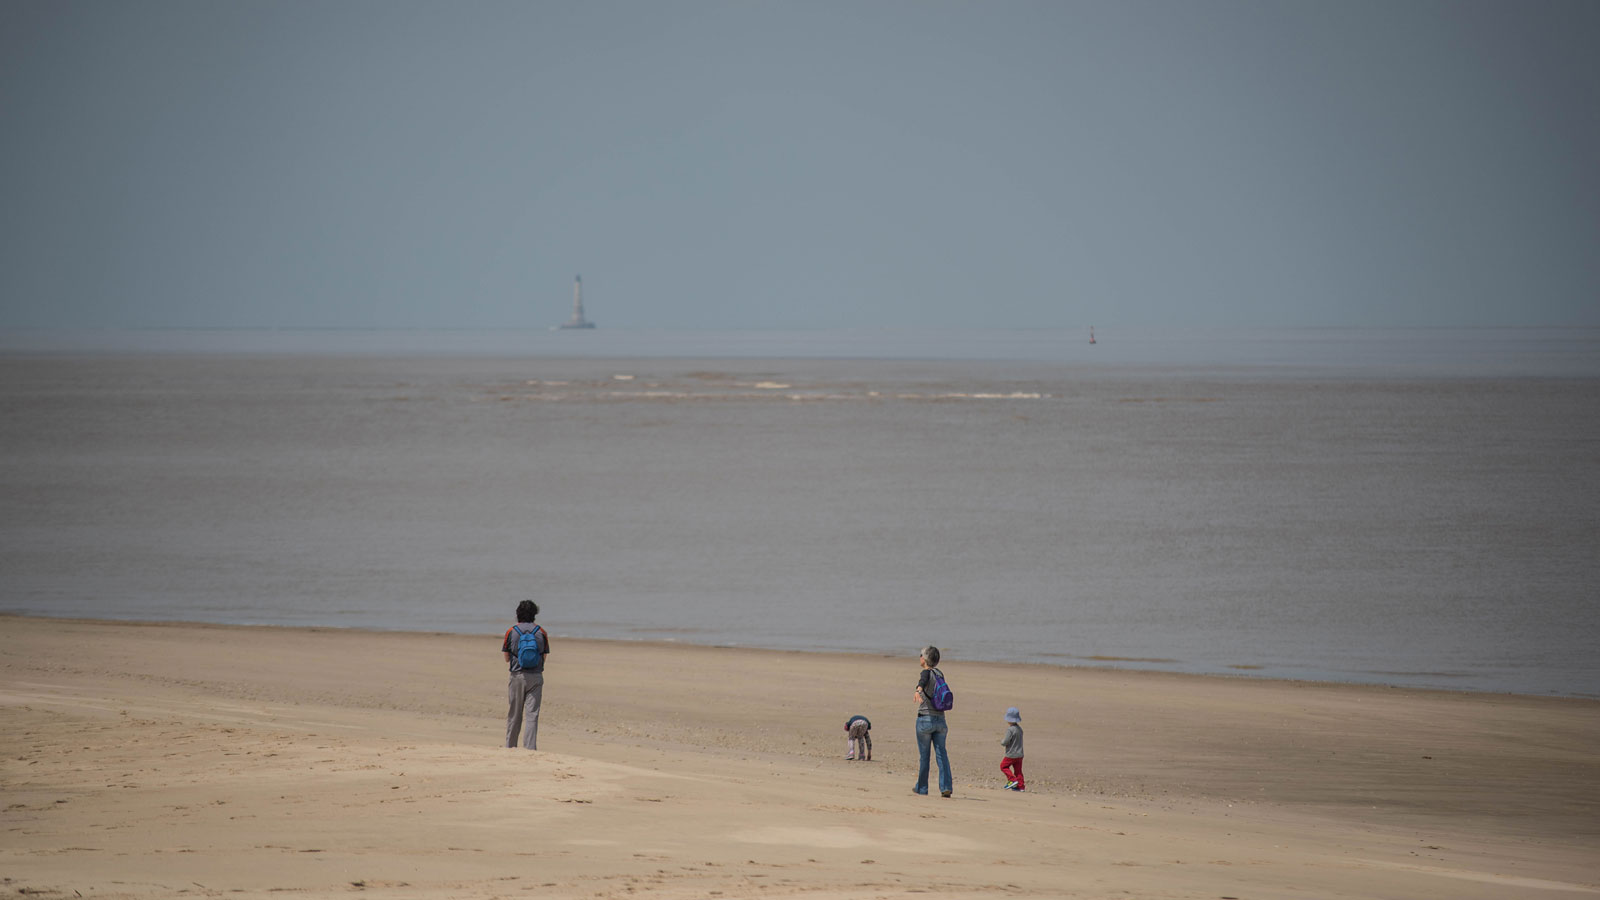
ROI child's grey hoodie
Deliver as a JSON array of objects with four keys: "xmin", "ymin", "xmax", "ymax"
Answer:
[{"xmin": 1001, "ymin": 723, "xmax": 1024, "ymax": 758}]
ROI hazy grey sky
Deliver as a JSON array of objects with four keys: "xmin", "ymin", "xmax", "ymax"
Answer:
[{"xmin": 2, "ymin": 0, "xmax": 1596, "ymax": 330}]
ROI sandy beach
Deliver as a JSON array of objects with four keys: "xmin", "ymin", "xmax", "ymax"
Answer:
[{"xmin": 2, "ymin": 616, "xmax": 1596, "ymax": 899}]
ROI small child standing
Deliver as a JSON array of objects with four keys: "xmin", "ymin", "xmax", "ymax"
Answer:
[
  {"xmin": 1000, "ymin": 707, "xmax": 1025, "ymax": 791},
  {"xmin": 844, "ymin": 714, "xmax": 872, "ymax": 761}
]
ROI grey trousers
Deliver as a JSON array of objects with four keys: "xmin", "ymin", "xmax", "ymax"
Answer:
[
  {"xmin": 848, "ymin": 721, "xmax": 872, "ymax": 760},
  {"xmin": 506, "ymin": 670, "xmax": 545, "ymax": 749}
]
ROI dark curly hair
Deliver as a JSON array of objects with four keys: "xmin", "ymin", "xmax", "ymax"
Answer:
[{"xmin": 516, "ymin": 600, "xmax": 539, "ymax": 623}]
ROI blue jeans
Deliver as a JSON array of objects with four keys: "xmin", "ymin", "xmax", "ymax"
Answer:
[{"xmin": 915, "ymin": 714, "xmax": 952, "ymax": 795}]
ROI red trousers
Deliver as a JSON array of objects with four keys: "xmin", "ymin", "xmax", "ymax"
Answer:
[{"xmin": 1001, "ymin": 756, "xmax": 1024, "ymax": 789}]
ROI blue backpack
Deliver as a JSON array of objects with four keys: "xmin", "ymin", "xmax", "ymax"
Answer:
[
  {"xmin": 511, "ymin": 624, "xmax": 544, "ymax": 669},
  {"xmin": 928, "ymin": 667, "xmax": 955, "ymax": 711}
]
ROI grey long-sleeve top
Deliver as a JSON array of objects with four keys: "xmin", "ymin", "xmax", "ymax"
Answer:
[{"xmin": 1001, "ymin": 723, "xmax": 1023, "ymax": 758}]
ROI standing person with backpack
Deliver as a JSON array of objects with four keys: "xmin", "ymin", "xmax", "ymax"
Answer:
[
  {"xmin": 912, "ymin": 645, "xmax": 954, "ymax": 797},
  {"xmin": 501, "ymin": 600, "xmax": 551, "ymax": 750}
]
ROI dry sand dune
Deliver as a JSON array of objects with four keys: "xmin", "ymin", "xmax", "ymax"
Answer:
[{"xmin": 3, "ymin": 616, "xmax": 1597, "ymax": 899}]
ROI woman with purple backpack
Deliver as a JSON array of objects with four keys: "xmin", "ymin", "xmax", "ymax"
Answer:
[{"xmin": 912, "ymin": 645, "xmax": 954, "ymax": 797}]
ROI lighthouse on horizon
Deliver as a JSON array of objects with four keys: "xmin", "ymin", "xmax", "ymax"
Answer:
[{"xmin": 558, "ymin": 274, "xmax": 595, "ymax": 329}]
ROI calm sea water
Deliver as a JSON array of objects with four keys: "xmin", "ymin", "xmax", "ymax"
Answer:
[
  {"xmin": 7, "ymin": 326, "xmax": 1600, "ymax": 377},
  {"xmin": 2, "ymin": 328, "xmax": 1597, "ymax": 696}
]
